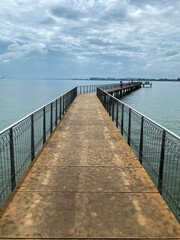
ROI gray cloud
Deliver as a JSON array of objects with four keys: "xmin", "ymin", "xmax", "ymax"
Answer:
[
  {"xmin": 51, "ymin": 6, "xmax": 82, "ymax": 21},
  {"xmin": 162, "ymin": 51, "xmax": 179, "ymax": 57},
  {"xmin": 88, "ymin": 39, "xmax": 111, "ymax": 47},
  {"xmin": 100, "ymin": 7, "xmax": 128, "ymax": 23},
  {"xmin": 40, "ymin": 17, "xmax": 56, "ymax": 25}
]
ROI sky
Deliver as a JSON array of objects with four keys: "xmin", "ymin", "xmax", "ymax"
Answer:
[{"xmin": 0, "ymin": 0, "xmax": 180, "ymax": 79}]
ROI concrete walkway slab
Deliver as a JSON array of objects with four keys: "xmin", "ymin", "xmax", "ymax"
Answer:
[
  {"xmin": 18, "ymin": 166, "xmax": 158, "ymax": 193},
  {"xmin": 0, "ymin": 93, "xmax": 180, "ymax": 239}
]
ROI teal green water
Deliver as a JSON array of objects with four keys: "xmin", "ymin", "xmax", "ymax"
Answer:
[{"xmin": 0, "ymin": 79, "xmax": 180, "ymax": 136}]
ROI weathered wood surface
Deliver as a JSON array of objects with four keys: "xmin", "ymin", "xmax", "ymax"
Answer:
[{"xmin": 0, "ymin": 93, "xmax": 180, "ymax": 239}]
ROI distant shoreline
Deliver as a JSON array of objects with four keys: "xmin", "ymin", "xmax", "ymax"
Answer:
[
  {"xmin": 43, "ymin": 77, "xmax": 180, "ymax": 82},
  {"xmin": 2, "ymin": 77, "xmax": 180, "ymax": 82}
]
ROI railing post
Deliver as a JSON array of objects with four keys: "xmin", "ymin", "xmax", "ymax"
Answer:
[
  {"xmin": 109, "ymin": 98, "xmax": 111, "ymax": 117},
  {"xmin": 121, "ymin": 104, "xmax": 124, "ymax": 135},
  {"xmin": 67, "ymin": 93, "xmax": 69, "ymax": 108},
  {"xmin": 63, "ymin": 95, "xmax": 65, "ymax": 114},
  {"xmin": 112, "ymin": 99, "xmax": 114, "ymax": 121},
  {"xmin": 105, "ymin": 95, "xmax": 108, "ymax": 111},
  {"xmin": 60, "ymin": 97, "xmax": 61, "ymax": 120},
  {"xmin": 68, "ymin": 92, "xmax": 70, "ymax": 106},
  {"xmin": 31, "ymin": 114, "xmax": 35, "ymax": 161},
  {"xmin": 55, "ymin": 99, "xmax": 57, "ymax": 126},
  {"xmin": 50, "ymin": 103, "xmax": 53, "ymax": 133},
  {"xmin": 43, "ymin": 107, "xmax": 46, "ymax": 144},
  {"xmin": 158, "ymin": 130, "xmax": 166, "ymax": 194},
  {"xmin": 106, "ymin": 96, "xmax": 109, "ymax": 114},
  {"xmin": 104, "ymin": 95, "xmax": 106, "ymax": 108},
  {"xmin": 9, "ymin": 128, "xmax": 16, "ymax": 191},
  {"xmin": 116, "ymin": 101, "xmax": 118, "ymax": 128},
  {"xmin": 71, "ymin": 90, "xmax": 73, "ymax": 103},
  {"xmin": 139, "ymin": 116, "xmax": 144, "ymax": 164},
  {"xmin": 128, "ymin": 108, "xmax": 131, "ymax": 146}
]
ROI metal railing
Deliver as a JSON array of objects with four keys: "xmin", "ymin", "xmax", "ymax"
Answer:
[
  {"xmin": 0, "ymin": 87, "xmax": 77, "ymax": 207},
  {"xmin": 77, "ymin": 82, "xmax": 134, "ymax": 94},
  {"xmin": 97, "ymin": 87, "xmax": 180, "ymax": 222},
  {"xmin": 0, "ymin": 82, "xmax": 133, "ymax": 208}
]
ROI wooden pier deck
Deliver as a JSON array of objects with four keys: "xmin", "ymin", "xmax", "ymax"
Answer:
[{"xmin": 0, "ymin": 93, "xmax": 180, "ymax": 239}]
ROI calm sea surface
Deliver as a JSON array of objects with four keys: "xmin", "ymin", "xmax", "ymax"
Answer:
[
  {"xmin": 0, "ymin": 79, "xmax": 180, "ymax": 136},
  {"xmin": 121, "ymin": 81, "xmax": 180, "ymax": 137}
]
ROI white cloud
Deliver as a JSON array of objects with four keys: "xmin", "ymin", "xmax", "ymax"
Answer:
[
  {"xmin": 0, "ymin": 0, "xmax": 180, "ymax": 77},
  {"xmin": 0, "ymin": 43, "xmax": 47, "ymax": 62}
]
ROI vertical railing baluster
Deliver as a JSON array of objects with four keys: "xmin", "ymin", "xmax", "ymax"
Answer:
[
  {"xmin": 158, "ymin": 130, "xmax": 166, "ymax": 194},
  {"xmin": 109, "ymin": 98, "xmax": 111, "ymax": 117},
  {"xmin": 60, "ymin": 97, "xmax": 61, "ymax": 120},
  {"xmin": 67, "ymin": 93, "xmax": 69, "ymax": 108},
  {"xmin": 104, "ymin": 95, "xmax": 106, "ymax": 108},
  {"xmin": 31, "ymin": 114, "xmax": 35, "ymax": 161},
  {"xmin": 128, "ymin": 108, "xmax": 131, "ymax": 146},
  {"xmin": 50, "ymin": 103, "xmax": 53, "ymax": 133},
  {"xmin": 116, "ymin": 101, "xmax": 118, "ymax": 128},
  {"xmin": 55, "ymin": 99, "xmax": 57, "ymax": 126},
  {"xmin": 112, "ymin": 99, "xmax": 114, "ymax": 122},
  {"xmin": 43, "ymin": 107, "xmax": 46, "ymax": 144},
  {"xmin": 9, "ymin": 128, "xmax": 16, "ymax": 191},
  {"xmin": 63, "ymin": 95, "xmax": 65, "ymax": 115},
  {"xmin": 121, "ymin": 104, "xmax": 124, "ymax": 135},
  {"xmin": 139, "ymin": 116, "xmax": 144, "ymax": 164}
]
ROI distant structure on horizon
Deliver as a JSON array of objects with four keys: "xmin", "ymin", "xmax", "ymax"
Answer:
[{"xmin": 89, "ymin": 77, "xmax": 180, "ymax": 82}]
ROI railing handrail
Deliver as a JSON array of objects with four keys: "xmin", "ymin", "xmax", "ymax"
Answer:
[
  {"xmin": 97, "ymin": 86, "xmax": 180, "ymax": 141},
  {"xmin": 0, "ymin": 87, "xmax": 77, "ymax": 136},
  {"xmin": 77, "ymin": 81, "xmax": 139, "ymax": 89}
]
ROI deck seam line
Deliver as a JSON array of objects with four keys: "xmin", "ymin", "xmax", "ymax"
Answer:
[
  {"xmin": 1, "ymin": 238, "xmax": 180, "ymax": 239},
  {"xmin": 14, "ymin": 191, "xmax": 159, "ymax": 193},
  {"xmin": 32, "ymin": 166, "xmax": 143, "ymax": 168}
]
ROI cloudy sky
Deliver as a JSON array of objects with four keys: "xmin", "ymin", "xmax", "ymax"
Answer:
[{"xmin": 0, "ymin": 0, "xmax": 180, "ymax": 79}]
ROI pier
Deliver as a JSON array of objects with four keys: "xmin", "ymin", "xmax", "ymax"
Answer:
[
  {"xmin": 0, "ymin": 83, "xmax": 180, "ymax": 239},
  {"xmin": 142, "ymin": 81, "xmax": 152, "ymax": 88},
  {"xmin": 106, "ymin": 82, "xmax": 142, "ymax": 98}
]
